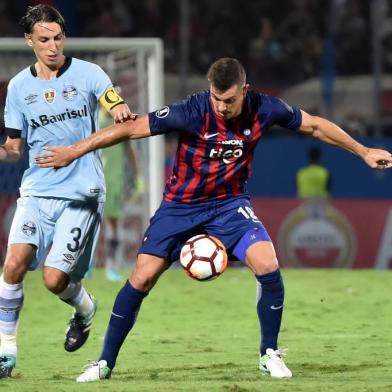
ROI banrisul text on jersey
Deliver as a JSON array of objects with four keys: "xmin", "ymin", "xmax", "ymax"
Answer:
[{"xmin": 29, "ymin": 105, "xmax": 88, "ymax": 129}]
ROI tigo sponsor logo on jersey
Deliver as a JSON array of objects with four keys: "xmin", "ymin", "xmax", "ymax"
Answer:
[
  {"xmin": 62, "ymin": 85, "xmax": 78, "ymax": 101},
  {"xmin": 29, "ymin": 105, "xmax": 88, "ymax": 129},
  {"xmin": 43, "ymin": 88, "xmax": 56, "ymax": 103},
  {"xmin": 209, "ymin": 140, "xmax": 244, "ymax": 164}
]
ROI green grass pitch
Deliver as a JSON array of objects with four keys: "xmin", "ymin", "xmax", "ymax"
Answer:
[{"xmin": 2, "ymin": 267, "xmax": 392, "ymax": 392}]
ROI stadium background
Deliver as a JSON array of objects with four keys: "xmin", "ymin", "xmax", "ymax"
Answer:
[{"xmin": 0, "ymin": 0, "xmax": 391, "ymax": 269}]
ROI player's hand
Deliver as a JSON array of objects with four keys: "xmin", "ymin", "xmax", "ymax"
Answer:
[
  {"xmin": 110, "ymin": 103, "xmax": 137, "ymax": 123},
  {"xmin": 34, "ymin": 145, "xmax": 79, "ymax": 168},
  {"xmin": 362, "ymin": 147, "xmax": 392, "ymax": 169}
]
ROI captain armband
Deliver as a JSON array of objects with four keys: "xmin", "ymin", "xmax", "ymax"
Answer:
[{"xmin": 99, "ymin": 87, "xmax": 125, "ymax": 111}]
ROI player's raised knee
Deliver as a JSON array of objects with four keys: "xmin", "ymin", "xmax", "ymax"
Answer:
[
  {"xmin": 2, "ymin": 244, "xmax": 36, "ymax": 283},
  {"xmin": 43, "ymin": 267, "xmax": 70, "ymax": 294},
  {"xmin": 2, "ymin": 257, "xmax": 28, "ymax": 283}
]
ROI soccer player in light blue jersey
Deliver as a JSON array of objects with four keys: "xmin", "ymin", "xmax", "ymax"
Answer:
[{"xmin": 0, "ymin": 4, "xmax": 134, "ymax": 378}]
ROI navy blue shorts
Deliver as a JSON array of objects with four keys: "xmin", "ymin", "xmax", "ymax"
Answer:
[{"xmin": 138, "ymin": 196, "xmax": 271, "ymax": 263}]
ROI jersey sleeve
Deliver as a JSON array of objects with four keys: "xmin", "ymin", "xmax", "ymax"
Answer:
[
  {"xmin": 148, "ymin": 99, "xmax": 196, "ymax": 135},
  {"xmin": 263, "ymin": 95, "xmax": 302, "ymax": 130},
  {"xmin": 4, "ymin": 81, "xmax": 26, "ymax": 138},
  {"xmin": 88, "ymin": 64, "xmax": 113, "ymax": 102}
]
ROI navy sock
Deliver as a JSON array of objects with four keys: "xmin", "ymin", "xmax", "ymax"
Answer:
[
  {"xmin": 255, "ymin": 269, "xmax": 284, "ymax": 355},
  {"xmin": 99, "ymin": 280, "xmax": 148, "ymax": 369}
]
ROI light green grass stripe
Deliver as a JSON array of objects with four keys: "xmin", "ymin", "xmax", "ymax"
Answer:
[{"xmin": 1, "ymin": 268, "xmax": 391, "ymax": 392}]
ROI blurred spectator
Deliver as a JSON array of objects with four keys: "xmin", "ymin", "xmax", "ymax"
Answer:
[
  {"xmin": 336, "ymin": 0, "xmax": 370, "ymax": 75},
  {"xmin": 0, "ymin": 3, "xmax": 22, "ymax": 37},
  {"xmin": 0, "ymin": 0, "xmax": 379, "ymax": 89},
  {"xmin": 248, "ymin": 16, "xmax": 284, "ymax": 84},
  {"xmin": 343, "ymin": 113, "xmax": 368, "ymax": 138},
  {"xmin": 99, "ymin": 107, "xmax": 143, "ymax": 281},
  {"xmin": 296, "ymin": 146, "xmax": 331, "ymax": 198},
  {"xmin": 78, "ymin": 0, "xmax": 132, "ymax": 37},
  {"xmin": 277, "ymin": 0, "xmax": 324, "ymax": 82}
]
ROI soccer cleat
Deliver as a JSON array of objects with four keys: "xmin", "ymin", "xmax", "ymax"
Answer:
[
  {"xmin": 76, "ymin": 360, "xmax": 111, "ymax": 382},
  {"xmin": 0, "ymin": 354, "xmax": 16, "ymax": 378},
  {"xmin": 64, "ymin": 295, "xmax": 97, "ymax": 352},
  {"xmin": 259, "ymin": 348, "xmax": 292, "ymax": 378}
]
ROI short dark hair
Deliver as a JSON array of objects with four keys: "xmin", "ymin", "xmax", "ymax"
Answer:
[
  {"xmin": 207, "ymin": 58, "xmax": 246, "ymax": 92},
  {"xmin": 19, "ymin": 4, "xmax": 65, "ymax": 34}
]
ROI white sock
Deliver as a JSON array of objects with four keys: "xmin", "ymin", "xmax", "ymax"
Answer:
[
  {"xmin": 0, "ymin": 334, "xmax": 17, "ymax": 356},
  {"xmin": 0, "ymin": 275, "xmax": 23, "ymax": 356},
  {"xmin": 58, "ymin": 282, "xmax": 94, "ymax": 316}
]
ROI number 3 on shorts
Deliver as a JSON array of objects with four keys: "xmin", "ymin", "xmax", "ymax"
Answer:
[{"xmin": 67, "ymin": 227, "xmax": 82, "ymax": 252}]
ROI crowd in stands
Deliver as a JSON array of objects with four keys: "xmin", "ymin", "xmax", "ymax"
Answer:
[
  {"xmin": 0, "ymin": 0, "xmax": 377, "ymax": 85},
  {"xmin": 2, "ymin": 0, "xmax": 392, "ymax": 136}
]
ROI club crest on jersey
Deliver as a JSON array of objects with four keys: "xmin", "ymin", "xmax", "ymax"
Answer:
[
  {"xmin": 43, "ymin": 88, "xmax": 56, "ymax": 104},
  {"xmin": 22, "ymin": 221, "xmax": 36, "ymax": 236},
  {"xmin": 62, "ymin": 85, "xmax": 78, "ymax": 101},
  {"xmin": 24, "ymin": 94, "xmax": 38, "ymax": 105},
  {"xmin": 155, "ymin": 106, "xmax": 170, "ymax": 118},
  {"xmin": 243, "ymin": 128, "xmax": 251, "ymax": 136}
]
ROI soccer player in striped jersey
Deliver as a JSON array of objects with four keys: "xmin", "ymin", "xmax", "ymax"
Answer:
[
  {"xmin": 36, "ymin": 58, "xmax": 392, "ymax": 381},
  {"xmin": 0, "ymin": 4, "xmax": 134, "ymax": 378}
]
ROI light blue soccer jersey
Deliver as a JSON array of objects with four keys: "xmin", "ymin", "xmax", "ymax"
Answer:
[{"xmin": 4, "ymin": 57, "xmax": 111, "ymax": 202}]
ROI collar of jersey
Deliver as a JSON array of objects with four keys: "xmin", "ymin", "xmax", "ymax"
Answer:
[{"xmin": 30, "ymin": 56, "xmax": 72, "ymax": 79}]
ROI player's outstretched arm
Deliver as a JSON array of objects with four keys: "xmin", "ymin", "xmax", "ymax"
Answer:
[
  {"xmin": 35, "ymin": 114, "xmax": 151, "ymax": 169},
  {"xmin": 299, "ymin": 110, "xmax": 392, "ymax": 170},
  {"xmin": 0, "ymin": 137, "xmax": 24, "ymax": 163}
]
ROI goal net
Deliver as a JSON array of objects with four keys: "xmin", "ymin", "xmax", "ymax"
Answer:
[{"xmin": 0, "ymin": 38, "xmax": 164, "ymax": 267}]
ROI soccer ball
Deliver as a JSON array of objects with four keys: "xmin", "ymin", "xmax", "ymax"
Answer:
[{"xmin": 179, "ymin": 234, "xmax": 228, "ymax": 281}]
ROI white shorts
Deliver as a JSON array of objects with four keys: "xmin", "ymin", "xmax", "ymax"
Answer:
[{"xmin": 8, "ymin": 196, "xmax": 104, "ymax": 281}]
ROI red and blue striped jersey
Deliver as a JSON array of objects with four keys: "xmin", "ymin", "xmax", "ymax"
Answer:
[{"xmin": 148, "ymin": 90, "xmax": 302, "ymax": 203}]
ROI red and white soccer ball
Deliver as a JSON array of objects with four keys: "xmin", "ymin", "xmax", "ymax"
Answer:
[{"xmin": 180, "ymin": 234, "xmax": 228, "ymax": 281}]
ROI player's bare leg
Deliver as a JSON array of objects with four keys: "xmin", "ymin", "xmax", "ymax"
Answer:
[
  {"xmin": 130, "ymin": 253, "xmax": 169, "ymax": 292},
  {"xmin": 77, "ymin": 254, "xmax": 169, "ymax": 382},
  {"xmin": 246, "ymin": 241, "xmax": 292, "ymax": 378},
  {"xmin": 0, "ymin": 244, "xmax": 35, "ymax": 378}
]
